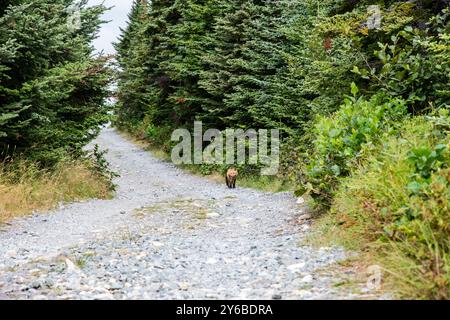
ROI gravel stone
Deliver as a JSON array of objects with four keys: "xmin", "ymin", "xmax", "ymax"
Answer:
[{"xmin": 0, "ymin": 128, "xmax": 376, "ymax": 300}]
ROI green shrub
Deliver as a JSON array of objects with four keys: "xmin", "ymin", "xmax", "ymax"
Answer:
[
  {"xmin": 86, "ymin": 145, "xmax": 119, "ymax": 192},
  {"xmin": 301, "ymin": 92, "xmax": 408, "ymax": 208},
  {"xmin": 145, "ymin": 124, "xmax": 175, "ymax": 154},
  {"xmin": 331, "ymin": 112, "xmax": 449, "ymax": 299},
  {"xmin": 357, "ymin": 9, "xmax": 450, "ymax": 113}
]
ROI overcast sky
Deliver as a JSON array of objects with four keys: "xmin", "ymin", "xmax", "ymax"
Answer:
[{"xmin": 88, "ymin": 0, "xmax": 133, "ymax": 54}]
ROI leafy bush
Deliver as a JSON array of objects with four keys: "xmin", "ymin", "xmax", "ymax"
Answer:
[
  {"xmin": 86, "ymin": 145, "xmax": 119, "ymax": 192},
  {"xmin": 355, "ymin": 9, "xmax": 450, "ymax": 112},
  {"xmin": 145, "ymin": 124, "xmax": 175, "ymax": 154},
  {"xmin": 301, "ymin": 92, "xmax": 408, "ymax": 208},
  {"xmin": 331, "ymin": 112, "xmax": 449, "ymax": 299}
]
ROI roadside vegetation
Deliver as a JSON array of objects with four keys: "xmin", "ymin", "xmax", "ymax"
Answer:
[
  {"xmin": 115, "ymin": 0, "xmax": 449, "ymax": 299},
  {"xmin": 0, "ymin": 152, "xmax": 115, "ymax": 223},
  {"xmin": 118, "ymin": 129, "xmax": 293, "ymax": 193},
  {"xmin": 0, "ymin": 0, "xmax": 115, "ymax": 222}
]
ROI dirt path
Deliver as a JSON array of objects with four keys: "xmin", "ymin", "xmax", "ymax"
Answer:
[{"xmin": 0, "ymin": 127, "xmax": 367, "ymax": 300}]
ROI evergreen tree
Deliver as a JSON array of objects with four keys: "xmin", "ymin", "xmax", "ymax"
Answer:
[
  {"xmin": 0, "ymin": 0, "xmax": 111, "ymax": 165},
  {"xmin": 163, "ymin": 0, "xmax": 220, "ymax": 127},
  {"xmin": 145, "ymin": 0, "xmax": 182, "ymax": 126},
  {"xmin": 116, "ymin": 0, "xmax": 184, "ymax": 130},
  {"xmin": 198, "ymin": 0, "xmax": 252, "ymax": 129},
  {"xmin": 115, "ymin": 0, "xmax": 150, "ymax": 129},
  {"xmin": 223, "ymin": 1, "xmax": 297, "ymax": 132},
  {"xmin": 115, "ymin": 0, "xmax": 449, "ymax": 139}
]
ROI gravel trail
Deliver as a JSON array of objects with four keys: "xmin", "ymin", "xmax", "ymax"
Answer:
[{"xmin": 0, "ymin": 128, "xmax": 367, "ymax": 300}]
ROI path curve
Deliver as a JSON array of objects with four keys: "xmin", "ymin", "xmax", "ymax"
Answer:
[{"xmin": 0, "ymin": 128, "xmax": 363, "ymax": 300}]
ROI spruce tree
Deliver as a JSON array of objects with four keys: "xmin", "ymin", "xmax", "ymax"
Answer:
[
  {"xmin": 115, "ymin": 0, "xmax": 150, "ymax": 129},
  {"xmin": 260, "ymin": 0, "xmax": 319, "ymax": 136},
  {"xmin": 198, "ymin": 0, "xmax": 252, "ymax": 129},
  {"xmin": 116, "ymin": 0, "xmax": 184, "ymax": 129},
  {"xmin": 163, "ymin": 0, "xmax": 220, "ymax": 127},
  {"xmin": 223, "ymin": 1, "xmax": 287, "ymax": 130},
  {"xmin": 0, "ymin": 0, "xmax": 111, "ymax": 165},
  {"xmin": 145, "ymin": 0, "xmax": 182, "ymax": 127}
]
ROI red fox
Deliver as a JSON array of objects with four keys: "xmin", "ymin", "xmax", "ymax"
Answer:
[{"xmin": 226, "ymin": 168, "xmax": 238, "ymax": 189}]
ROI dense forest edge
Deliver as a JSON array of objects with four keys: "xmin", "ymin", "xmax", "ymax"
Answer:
[
  {"xmin": 0, "ymin": 1, "xmax": 115, "ymax": 220},
  {"xmin": 114, "ymin": 0, "xmax": 449, "ymax": 299},
  {"xmin": 0, "ymin": 0, "xmax": 449, "ymax": 299}
]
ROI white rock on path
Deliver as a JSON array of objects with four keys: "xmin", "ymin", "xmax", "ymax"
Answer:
[
  {"xmin": 300, "ymin": 275, "xmax": 314, "ymax": 283},
  {"xmin": 0, "ymin": 128, "xmax": 362, "ymax": 300},
  {"xmin": 287, "ymin": 262, "xmax": 306, "ymax": 273},
  {"xmin": 65, "ymin": 258, "xmax": 80, "ymax": 274},
  {"xmin": 206, "ymin": 212, "xmax": 220, "ymax": 218}
]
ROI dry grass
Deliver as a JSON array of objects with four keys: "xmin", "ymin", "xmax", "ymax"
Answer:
[{"xmin": 0, "ymin": 160, "xmax": 113, "ymax": 223}]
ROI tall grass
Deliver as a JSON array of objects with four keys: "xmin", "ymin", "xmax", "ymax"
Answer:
[
  {"xmin": 0, "ymin": 159, "xmax": 113, "ymax": 223},
  {"xmin": 307, "ymin": 117, "xmax": 450, "ymax": 299}
]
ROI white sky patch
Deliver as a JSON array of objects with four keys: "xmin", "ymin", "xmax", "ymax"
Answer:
[{"xmin": 88, "ymin": 0, "xmax": 133, "ymax": 54}]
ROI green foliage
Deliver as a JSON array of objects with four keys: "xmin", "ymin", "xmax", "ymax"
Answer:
[
  {"xmin": 115, "ymin": 0, "xmax": 450, "ymax": 298},
  {"xmin": 408, "ymin": 144, "xmax": 448, "ymax": 182},
  {"xmin": 116, "ymin": 0, "xmax": 325, "ymax": 136},
  {"xmin": 86, "ymin": 144, "xmax": 119, "ymax": 192},
  {"xmin": 115, "ymin": 0, "xmax": 157, "ymax": 128},
  {"xmin": 302, "ymin": 92, "xmax": 408, "ymax": 207},
  {"xmin": 331, "ymin": 114, "xmax": 449, "ymax": 299},
  {"xmin": 115, "ymin": 0, "xmax": 449, "ymax": 137},
  {"xmin": 144, "ymin": 123, "xmax": 174, "ymax": 153},
  {"xmin": 163, "ymin": 0, "xmax": 221, "ymax": 126},
  {"xmin": 0, "ymin": 0, "xmax": 112, "ymax": 165},
  {"xmin": 359, "ymin": 10, "xmax": 450, "ymax": 112}
]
